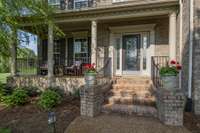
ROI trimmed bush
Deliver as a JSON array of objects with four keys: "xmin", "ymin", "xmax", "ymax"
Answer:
[
  {"xmin": 2, "ymin": 89, "xmax": 28, "ymax": 106},
  {"xmin": 38, "ymin": 90, "xmax": 62, "ymax": 110},
  {"xmin": 0, "ymin": 84, "xmax": 13, "ymax": 102},
  {"xmin": 22, "ymin": 87, "xmax": 41, "ymax": 97},
  {"xmin": 48, "ymin": 87, "xmax": 64, "ymax": 97}
]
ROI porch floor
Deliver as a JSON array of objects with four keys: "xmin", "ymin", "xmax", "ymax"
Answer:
[{"xmin": 65, "ymin": 114, "xmax": 191, "ymax": 133}]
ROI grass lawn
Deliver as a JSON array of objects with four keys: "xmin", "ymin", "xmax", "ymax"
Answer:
[
  {"xmin": 0, "ymin": 73, "xmax": 10, "ymax": 84},
  {"xmin": 0, "ymin": 128, "xmax": 11, "ymax": 133}
]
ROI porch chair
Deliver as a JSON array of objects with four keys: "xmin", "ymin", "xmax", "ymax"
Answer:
[{"xmin": 64, "ymin": 61, "xmax": 82, "ymax": 76}]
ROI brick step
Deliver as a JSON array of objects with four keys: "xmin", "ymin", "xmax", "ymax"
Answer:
[
  {"xmin": 106, "ymin": 96, "xmax": 156, "ymax": 106},
  {"xmin": 101, "ymin": 103, "xmax": 157, "ymax": 117},
  {"xmin": 108, "ymin": 90, "xmax": 154, "ymax": 97},
  {"xmin": 112, "ymin": 84, "xmax": 153, "ymax": 91},
  {"xmin": 113, "ymin": 77, "xmax": 151, "ymax": 84},
  {"xmin": 114, "ymin": 79, "xmax": 151, "ymax": 85}
]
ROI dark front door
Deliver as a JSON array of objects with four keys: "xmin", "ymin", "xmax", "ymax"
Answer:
[{"xmin": 122, "ymin": 34, "xmax": 141, "ymax": 73}]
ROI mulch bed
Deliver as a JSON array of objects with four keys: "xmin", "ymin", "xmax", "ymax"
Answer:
[
  {"xmin": 0, "ymin": 97, "xmax": 80, "ymax": 133},
  {"xmin": 184, "ymin": 112, "xmax": 200, "ymax": 133}
]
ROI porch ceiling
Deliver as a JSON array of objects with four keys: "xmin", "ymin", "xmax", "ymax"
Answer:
[{"xmin": 22, "ymin": 15, "xmax": 169, "ymax": 36}]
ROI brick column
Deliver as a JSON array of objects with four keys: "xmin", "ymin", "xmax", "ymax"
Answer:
[
  {"xmin": 91, "ymin": 20, "xmax": 97, "ymax": 65},
  {"xmin": 80, "ymin": 85, "xmax": 104, "ymax": 117},
  {"xmin": 156, "ymin": 89, "xmax": 185, "ymax": 126},
  {"xmin": 169, "ymin": 12, "xmax": 177, "ymax": 60},
  {"xmin": 48, "ymin": 23, "xmax": 54, "ymax": 86}
]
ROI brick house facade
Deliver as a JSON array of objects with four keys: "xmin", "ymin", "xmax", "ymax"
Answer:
[{"xmin": 9, "ymin": 0, "xmax": 200, "ymax": 115}]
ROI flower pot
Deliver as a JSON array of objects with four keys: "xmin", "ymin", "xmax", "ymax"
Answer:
[
  {"xmin": 84, "ymin": 73, "xmax": 97, "ymax": 86},
  {"xmin": 161, "ymin": 75, "xmax": 178, "ymax": 90}
]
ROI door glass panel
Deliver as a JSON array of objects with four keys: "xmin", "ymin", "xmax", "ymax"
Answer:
[
  {"xmin": 122, "ymin": 35, "xmax": 140, "ymax": 71},
  {"xmin": 142, "ymin": 34, "xmax": 148, "ymax": 70},
  {"xmin": 116, "ymin": 38, "xmax": 120, "ymax": 70}
]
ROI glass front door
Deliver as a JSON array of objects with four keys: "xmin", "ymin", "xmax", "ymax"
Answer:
[
  {"xmin": 122, "ymin": 34, "xmax": 141, "ymax": 74},
  {"xmin": 114, "ymin": 33, "xmax": 149, "ymax": 76}
]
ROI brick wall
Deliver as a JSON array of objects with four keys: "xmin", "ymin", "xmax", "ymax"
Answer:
[
  {"xmin": 181, "ymin": 0, "xmax": 200, "ymax": 114},
  {"xmin": 193, "ymin": 0, "xmax": 200, "ymax": 114},
  {"xmin": 181, "ymin": 0, "xmax": 190, "ymax": 96},
  {"xmin": 156, "ymin": 89, "xmax": 185, "ymax": 126}
]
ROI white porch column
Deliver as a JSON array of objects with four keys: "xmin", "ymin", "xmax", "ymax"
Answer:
[
  {"xmin": 48, "ymin": 24, "xmax": 54, "ymax": 86},
  {"xmin": 10, "ymin": 38, "xmax": 17, "ymax": 76},
  {"xmin": 91, "ymin": 20, "xmax": 97, "ymax": 65},
  {"xmin": 169, "ymin": 12, "xmax": 177, "ymax": 60}
]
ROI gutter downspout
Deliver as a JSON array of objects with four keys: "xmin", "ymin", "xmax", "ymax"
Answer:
[{"xmin": 188, "ymin": 0, "xmax": 194, "ymax": 99}]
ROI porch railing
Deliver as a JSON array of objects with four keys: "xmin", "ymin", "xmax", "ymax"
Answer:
[
  {"xmin": 50, "ymin": 0, "xmax": 96, "ymax": 10},
  {"xmin": 17, "ymin": 58, "xmax": 38, "ymax": 75},
  {"xmin": 151, "ymin": 56, "xmax": 169, "ymax": 88},
  {"xmin": 17, "ymin": 57, "xmax": 111, "ymax": 77}
]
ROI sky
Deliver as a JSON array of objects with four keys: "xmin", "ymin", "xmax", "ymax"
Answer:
[{"xmin": 18, "ymin": 30, "xmax": 38, "ymax": 55}]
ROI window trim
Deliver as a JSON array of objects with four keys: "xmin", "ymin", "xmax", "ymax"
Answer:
[
  {"xmin": 112, "ymin": 0, "xmax": 126, "ymax": 3},
  {"xmin": 74, "ymin": 0, "xmax": 89, "ymax": 9},
  {"xmin": 48, "ymin": 0, "xmax": 60, "ymax": 5}
]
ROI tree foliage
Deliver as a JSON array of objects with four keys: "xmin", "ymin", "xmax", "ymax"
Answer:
[{"xmin": 0, "ymin": 0, "xmax": 63, "ymax": 58}]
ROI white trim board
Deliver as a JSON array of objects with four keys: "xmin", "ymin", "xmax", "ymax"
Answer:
[{"xmin": 109, "ymin": 24, "xmax": 156, "ymax": 33}]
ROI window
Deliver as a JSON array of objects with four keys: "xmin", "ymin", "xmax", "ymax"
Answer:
[
  {"xmin": 74, "ymin": 38, "xmax": 88, "ymax": 59},
  {"xmin": 48, "ymin": 0, "xmax": 60, "ymax": 5},
  {"xmin": 74, "ymin": 0, "xmax": 89, "ymax": 9},
  {"xmin": 112, "ymin": 0, "xmax": 126, "ymax": 3}
]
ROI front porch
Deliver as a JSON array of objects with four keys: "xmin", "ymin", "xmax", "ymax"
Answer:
[{"xmin": 9, "ymin": 3, "xmax": 180, "ymax": 96}]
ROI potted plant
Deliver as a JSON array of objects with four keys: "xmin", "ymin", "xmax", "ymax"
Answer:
[
  {"xmin": 84, "ymin": 63, "xmax": 97, "ymax": 86},
  {"xmin": 160, "ymin": 60, "xmax": 182, "ymax": 90}
]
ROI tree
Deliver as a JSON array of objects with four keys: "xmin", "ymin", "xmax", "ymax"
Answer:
[{"xmin": 0, "ymin": 0, "xmax": 63, "ymax": 58}]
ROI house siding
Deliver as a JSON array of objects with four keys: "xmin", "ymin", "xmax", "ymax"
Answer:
[{"xmin": 96, "ymin": 17, "xmax": 169, "ymax": 76}]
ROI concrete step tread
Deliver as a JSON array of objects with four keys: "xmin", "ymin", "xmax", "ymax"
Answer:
[
  {"xmin": 108, "ymin": 96, "xmax": 155, "ymax": 101},
  {"xmin": 112, "ymin": 84, "xmax": 152, "ymax": 88},
  {"xmin": 112, "ymin": 86, "xmax": 153, "ymax": 91},
  {"xmin": 115, "ymin": 80, "xmax": 151, "ymax": 84},
  {"xmin": 109, "ymin": 89, "xmax": 154, "ymax": 94},
  {"xmin": 107, "ymin": 91, "xmax": 154, "ymax": 97}
]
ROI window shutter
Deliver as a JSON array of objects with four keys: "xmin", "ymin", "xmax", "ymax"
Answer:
[{"xmin": 68, "ymin": 38, "xmax": 74, "ymax": 66}]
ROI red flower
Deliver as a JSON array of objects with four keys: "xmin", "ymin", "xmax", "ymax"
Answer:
[
  {"xmin": 176, "ymin": 65, "xmax": 182, "ymax": 70},
  {"xmin": 170, "ymin": 60, "xmax": 176, "ymax": 65},
  {"xmin": 84, "ymin": 64, "xmax": 90, "ymax": 69}
]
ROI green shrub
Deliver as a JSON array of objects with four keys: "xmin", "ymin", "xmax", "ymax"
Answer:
[
  {"xmin": 160, "ymin": 66, "xmax": 179, "ymax": 76},
  {"xmin": 22, "ymin": 87, "xmax": 41, "ymax": 97},
  {"xmin": 0, "ymin": 84, "xmax": 13, "ymax": 102},
  {"xmin": 38, "ymin": 90, "xmax": 62, "ymax": 110},
  {"xmin": 48, "ymin": 87, "xmax": 64, "ymax": 98},
  {"xmin": 2, "ymin": 89, "xmax": 28, "ymax": 106}
]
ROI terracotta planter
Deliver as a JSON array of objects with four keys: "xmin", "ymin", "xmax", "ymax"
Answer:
[
  {"xmin": 84, "ymin": 73, "xmax": 97, "ymax": 86},
  {"xmin": 161, "ymin": 75, "xmax": 178, "ymax": 90}
]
